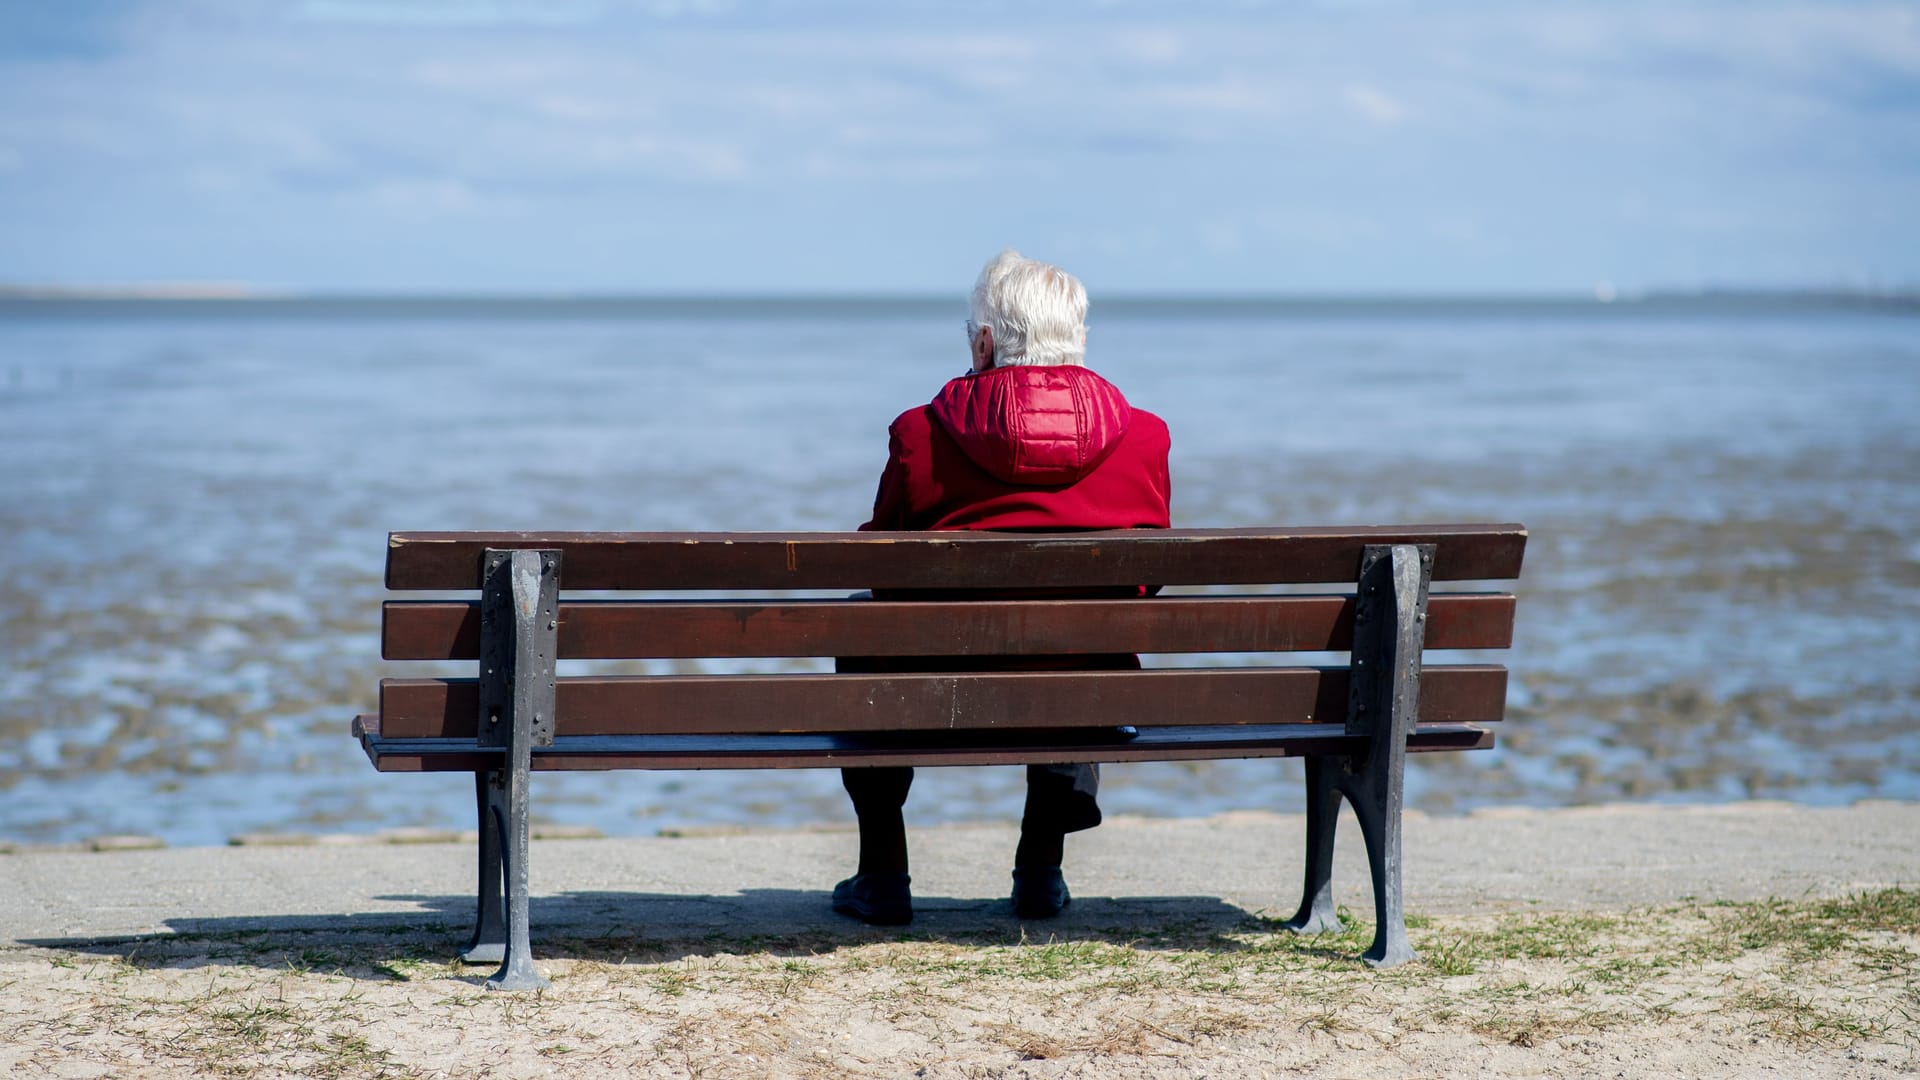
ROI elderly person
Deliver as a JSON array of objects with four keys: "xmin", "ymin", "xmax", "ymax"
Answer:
[{"xmin": 833, "ymin": 250, "xmax": 1173, "ymax": 926}]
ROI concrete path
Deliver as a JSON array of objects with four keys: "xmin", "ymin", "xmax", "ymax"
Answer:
[{"xmin": 4, "ymin": 801, "xmax": 1915, "ymax": 947}]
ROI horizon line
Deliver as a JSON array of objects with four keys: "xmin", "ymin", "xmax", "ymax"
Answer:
[{"xmin": 3, "ymin": 283, "xmax": 1918, "ymax": 305}]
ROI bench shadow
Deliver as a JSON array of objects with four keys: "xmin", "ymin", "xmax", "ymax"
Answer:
[{"xmin": 21, "ymin": 889, "xmax": 1368, "ymax": 979}]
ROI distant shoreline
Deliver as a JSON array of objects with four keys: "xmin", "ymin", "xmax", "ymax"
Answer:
[{"xmin": 2, "ymin": 288, "xmax": 1916, "ymax": 319}]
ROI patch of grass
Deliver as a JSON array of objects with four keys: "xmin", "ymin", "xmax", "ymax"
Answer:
[
  {"xmin": 1237, "ymin": 906, "xmax": 1376, "ymax": 963},
  {"xmin": 143, "ymin": 992, "xmax": 410, "ymax": 1080},
  {"xmin": 1294, "ymin": 1006, "xmax": 1352, "ymax": 1037},
  {"xmin": 293, "ymin": 947, "xmax": 342, "ymax": 973},
  {"xmin": 1012, "ymin": 940, "xmax": 1139, "ymax": 980},
  {"xmin": 1469, "ymin": 1007, "xmax": 1628, "ymax": 1047},
  {"xmin": 1808, "ymin": 888, "xmax": 1920, "ymax": 934},
  {"xmin": 1581, "ymin": 954, "xmax": 1672, "ymax": 987},
  {"xmin": 309, "ymin": 1030, "xmax": 398, "ymax": 1080},
  {"xmin": 204, "ymin": 1000, "xmax": 305, "ymax": 1048},
  {"xmin": 1418, "ymin": 937, "xmax": 1479, "ymax": 977},
  {"xmin": 366, "ymin": 957, "xmax": 455, "ymax": 983},
  {"xmin": 1731, "ymin": 988, "xmax": 1894, "ymax": 1047},
  {"xmin": 1451, "ymin": 912, "xmax": 1622, "ymax": 962},
  {"xmin": 768, "ymin": 957, "xmax": 825, "ymax": 997},
  {"xmin": 1680, "ymin": 889, "xmax": 1918, "ymax": 965},
  {"xmin": 651, "ymin": 965, "xmax": 695, "ymax": 997},
  {"xmin": 1722, "ymin": 901, "xmax": 1854, "ymax": 960},
  {"xmin": 1851, "ymin": 941, "xmax": 1919, "ymax": 976},
  {"xmin": 984, "ymin": 1015, "xmax": 1173, "ymax": 1061}
]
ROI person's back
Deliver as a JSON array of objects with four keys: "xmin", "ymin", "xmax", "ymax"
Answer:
[
  {"xmin": 832, "ymin": 250, "xmax": 1173, "ymax": 926},
  {"xmin": 863, "ymin": 362, "xmax": 1170, "ymax": 535}
]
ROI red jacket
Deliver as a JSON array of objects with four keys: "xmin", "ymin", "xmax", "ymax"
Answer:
[{"xmin": 860, "ymin": 364, "xmax": 1172, "ymax": 533}]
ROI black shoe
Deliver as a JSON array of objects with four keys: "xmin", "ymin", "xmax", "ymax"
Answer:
[
  {"xmin": 1011, "ymin": 866, "xmax": 1071, "ymax": 919},
  {"xmin": 832, "ymin": 872, "xmax": 913, "ymax": 926}
]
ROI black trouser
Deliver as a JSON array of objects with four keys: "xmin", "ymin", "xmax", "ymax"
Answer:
[{"xmin": 841, "ymin": 761, "xmax": 1103, "ymax": 835}]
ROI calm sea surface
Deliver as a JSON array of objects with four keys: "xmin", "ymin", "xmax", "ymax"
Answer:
[{"xmin": 2, "ymin": 299, "xmax": 1917, "ymax": 846}]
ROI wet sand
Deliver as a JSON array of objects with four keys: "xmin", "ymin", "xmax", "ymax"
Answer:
[{"xmin": 3, "ymin": 307, "xmax": 1918, "ymax": 843}]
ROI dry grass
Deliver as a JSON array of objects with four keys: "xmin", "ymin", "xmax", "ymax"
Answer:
[{"xmin": 1, "ymin": 890, "xmax": 1915, "ymax": 1078}]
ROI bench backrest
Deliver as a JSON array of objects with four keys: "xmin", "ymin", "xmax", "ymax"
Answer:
[{"xmin": 376, "ymin": 526, "xmax": 1524, "ymax": 741}]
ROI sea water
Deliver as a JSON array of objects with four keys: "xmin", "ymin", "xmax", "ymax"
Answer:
[{"xmin": 1, "ymin": 299, "xmax": 1916, "ymax": 846}]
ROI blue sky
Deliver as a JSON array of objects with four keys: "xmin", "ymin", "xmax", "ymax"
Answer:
[{"xmin": 1, "ymin": 0, "xmax": 1916, "ymax": 294}]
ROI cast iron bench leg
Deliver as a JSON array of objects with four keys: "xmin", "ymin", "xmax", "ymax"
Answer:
[
  {"xmin": 1284, "ymin": 753, "xmax": 1415, "ymax": 967},
  {"xmin": 461, "ymin": 769, "xmax": 507, "ymax": 964},
  {"xmin": 1284, "ymin": 756, "xmax": 1343, "ymax": 934},
  {"xmin": 1345, "ymin": 744, "xmax": 1414, "ymax": 968},
  {"xmin": 487, "ymin": 734, "xmax": 543, "ymax": 990},
  {"xmin": 1285, "ymin": 543, "xmax": 1430, "ymax": 968},
  {"xmin": 475, "ymin": 548, "xmax": 558, "ymax": 992}
]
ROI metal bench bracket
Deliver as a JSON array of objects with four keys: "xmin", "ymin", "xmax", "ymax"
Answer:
[
  {"xmin": 1284, "ymin": 542, "xmax": 1433, "ymax": 968},
  {"xmin": 469, "ymin": 548, "xmax": 559, "ymax": 991}
]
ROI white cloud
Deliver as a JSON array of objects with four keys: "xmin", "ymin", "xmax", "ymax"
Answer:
[
  {"xmin": 582, "ymin": 132, "xmax": 749, "ymax": 181},
  {"xmin": 359, "ymin": 177, "xmax": 493, "ymax": 214},
  {"xmin": 1343, "ymin": 83, "xmax": 1406, "ymax": 126},
  {"xmin": 297, "ymin": 0, "xmax": 732, "ymax": 27},
  {"xmin": 531, "ymin": 94, "xmax": 624, "ymax": 122},
  {"xmin": 1142, "ymin": 76, "xmax": 1299, "ymax": 117},
  {"xmin": 1109, "ymin": 28, "xmax": 1184, "ymax": 64}
]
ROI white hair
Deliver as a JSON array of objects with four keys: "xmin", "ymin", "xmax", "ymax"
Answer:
[{"xmin": 969, "ymin": 249, "xmax": 1088, "ymax": 367}]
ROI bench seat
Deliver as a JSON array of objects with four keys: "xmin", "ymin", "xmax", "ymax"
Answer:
[{"xmin": 355, "ymin": 714, "xmax": 1494, "ymax": 771}]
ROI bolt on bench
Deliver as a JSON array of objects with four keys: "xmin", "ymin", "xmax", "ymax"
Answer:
[{"xmin": 355, "ymin": 525, "xmax": 1526, "ymax": 989}]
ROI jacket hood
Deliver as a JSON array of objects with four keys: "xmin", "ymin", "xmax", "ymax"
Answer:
[{"xmin": 928, "ymin": 364, "xmax": 1134, "ymax": 485}]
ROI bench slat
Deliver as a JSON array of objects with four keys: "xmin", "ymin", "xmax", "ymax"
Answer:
[
  {"xmin": 386, "ymin": 525, "xmax": 1528, "ymax": 590},
  {"xmin": 382, "ymin": 593, "xmax": 1518, "ymax": 660},
  {"xmin": 375, "ymin": 665, "xmax": 1507, "ymax": 738},
  {"xmin": 354, "ymin": 716, "xmax": 1494, "ymax": 772}
]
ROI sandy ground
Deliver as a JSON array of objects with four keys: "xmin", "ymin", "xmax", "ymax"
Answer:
[{"xmin": 1, "ymin": 803, "xmax": 1915, "ymax": 1078}]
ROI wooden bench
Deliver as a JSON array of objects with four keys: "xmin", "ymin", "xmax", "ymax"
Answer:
[{"xmin": 355, "ymin": 524, "xmax": 1526, "ymax": 989}]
